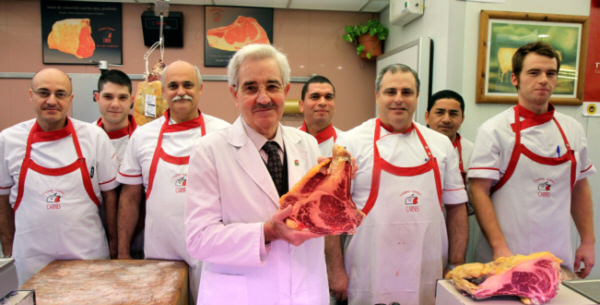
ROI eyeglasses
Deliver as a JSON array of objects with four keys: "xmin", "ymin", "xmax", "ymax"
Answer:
[{"xmin": 32, "ymin": 89, "xmax": 71, "ymax": 99}]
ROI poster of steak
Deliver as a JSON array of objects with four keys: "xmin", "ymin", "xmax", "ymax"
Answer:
[
  {"xmin": 41, "ymin": 1, "xmax": 122, "ymax": 65},
  {"xmin": 204, "ymin": 6, "xmax": 273, "ymax": 67}
]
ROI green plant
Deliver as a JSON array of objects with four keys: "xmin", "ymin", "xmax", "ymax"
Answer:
[{"xmin": 342, "ymin": 19, "xmax": 389, "ymax": 59}]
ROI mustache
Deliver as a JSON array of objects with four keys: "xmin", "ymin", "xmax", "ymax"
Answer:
[
  {"xmin": 172, "ymin": 95, "xmax": 193, "ymax": 101},
  {"xmin": 42, "ymin": 106, "xmax": 61, "ymax": 110},
  {"xmin": 252, "ymin": 102, "xmax": 277, "ymax": 111}
]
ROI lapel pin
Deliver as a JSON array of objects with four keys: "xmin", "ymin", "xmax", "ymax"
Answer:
[{"xmin": 294, "ymin": 159, "xmax": 299, "ymax": 166}]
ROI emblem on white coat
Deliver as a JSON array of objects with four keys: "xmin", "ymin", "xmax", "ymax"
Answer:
[
  {"xmin": 400, "ymin": 190, "xmax": 422, "ymax": 213},
  {"xmin": 534, "ymin": 178, "xmax": 554, "ymax": 198},
  {"xmin": 173, "ymin": 174, "xmax": 187, "ymax": 193},
  {"xmin": 44, "ymin": 190, "xmax": 65, "ymax": 209}
]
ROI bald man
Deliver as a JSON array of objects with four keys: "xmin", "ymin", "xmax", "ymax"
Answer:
[
  {"xmin": 116, "ymin": 60, "xmax": 230, "ymax": 303},
  {"xmin": 0, "ymin": 68, "xmax": 119, "ymax": 285}
]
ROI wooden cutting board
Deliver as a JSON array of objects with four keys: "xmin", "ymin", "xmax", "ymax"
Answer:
[{"xmin": 20, "ymin": 259, "xmax": 188, "ymax": 305}]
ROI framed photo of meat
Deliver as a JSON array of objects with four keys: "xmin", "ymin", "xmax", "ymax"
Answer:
[
  {"xmin": 204, "ymin": 6, "xmax": 274, "ymax": 67},
  {"xmin": 41, "ymin": 1, "xmax": 123, "ymax": 65},
  {"xmin": 476, "ymin": 10, "xmax": 589, "ymax": 105}
]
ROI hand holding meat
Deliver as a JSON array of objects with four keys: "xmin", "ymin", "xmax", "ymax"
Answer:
[{"xmin": 264, "ymin": 206, "xmax": 325, "ymax": 246}]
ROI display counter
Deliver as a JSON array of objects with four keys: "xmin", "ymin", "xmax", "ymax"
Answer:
[
  {"xmin": 436, "ymin": 279, "xmax": 596, "ymax": 305},
  {"xmin": 20, "ymin": 259, "xmax": 188, "ymax": 305}
]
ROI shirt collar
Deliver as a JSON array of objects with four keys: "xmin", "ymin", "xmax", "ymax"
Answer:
[
  {"xmin": 241, "ymin": 118, "xmax": 284, "ymax": 151},
  {"xmin": 300, "ymin": 122, "xmax": 337, "ymax": 144}
]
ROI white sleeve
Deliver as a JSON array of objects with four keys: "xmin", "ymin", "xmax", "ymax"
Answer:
[
  {"xmin": 117, "ymin": 131, "xmax": 144, "ymax": 185},
  {"xmin": 575, "ymin": 122, "xmax": 596, "ymax": 180},
  {"xmin": 467, "ymin": 124, "xmax": 504, "ymax": 181},
  {"xmin": 96, "ymin": 131, "xmax": 119, "ymax": 191},
  {"xmin": 441, "ymin": 140, "xmax": 468, "ymax": 205},
  {"xmin": 0, "ymin": 133, "xmax": 13, "ymax": 195}
]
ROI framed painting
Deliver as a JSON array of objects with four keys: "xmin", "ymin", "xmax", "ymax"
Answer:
[
  {"xmin": 41, "ymin": 1, "xmax": 122, "ymax": 65},
  {"xmin": 204, "ymin": 6, "xmax": 273, "ymax": 67},
  {"xmin": 476, "ymin": 10, "xmax": 589, "ymax": 105}
]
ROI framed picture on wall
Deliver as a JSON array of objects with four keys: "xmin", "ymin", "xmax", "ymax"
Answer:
[
  {"xmin": 476, "ymin": 10, "xmax": 589, "ymax": 105},
  {"xmin": 41, "ymin": 1, "xmax": 122, "ymax": 65},
  {"xmin": 204, "ymin": 6, "xmax": 273, "ymax": 67}
]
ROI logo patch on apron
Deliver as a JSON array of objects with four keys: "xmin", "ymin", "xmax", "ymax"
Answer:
[
  {"xmin": 172, "ymin": 174, "xmax": 187, "ymax": 193},
  {"xmin": 400, "ymin": 190, "xmax": 422, "ymax": 212},
  {"xmin": 44, "ymin": 190, "xmax": 65, "ymax": 209},
  {"xmin": 534, "ymin": 178, "xmax": 554, "ymax": 198}
]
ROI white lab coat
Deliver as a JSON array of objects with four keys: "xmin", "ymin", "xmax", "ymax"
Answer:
[{"xmin": 185, "ymin": 117, "xmax": 328, "ymax": 305}]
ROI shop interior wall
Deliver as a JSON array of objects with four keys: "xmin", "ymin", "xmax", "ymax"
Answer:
[
  {"xmin": 382, "ymin": 0, "xmax": 599, "ymax": 279},
  {"xmin": 0, "ymin": 0, "xmax": 378, "ymax": 131}
]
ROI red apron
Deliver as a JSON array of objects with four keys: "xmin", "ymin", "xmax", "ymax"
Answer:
[
  {"xmin": 143, "ymin": 110, "xmax": 205, "ymax": 303},
  {"xmin": 345, "ymin": 118, "xmax": 446, "ymax": 305},
  {"xmin": 475, "ymin": 106, "xmax": 577, "ymax": 270},
  {"xmin": 13, "ymin": 119, "xmax": 108, "ymax": 285}
]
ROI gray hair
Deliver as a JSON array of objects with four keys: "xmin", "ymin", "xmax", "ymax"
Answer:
[
  {"xmin": 160, "ymin": 61, "xmax": 203, "ymax": 86},
  {"xmin": 375, "ymin": 64, "xmax": 420, "ymax": 93},
  {"xmin": 227, "ymin": 44, "xmax": 290, "ymax": 90}
]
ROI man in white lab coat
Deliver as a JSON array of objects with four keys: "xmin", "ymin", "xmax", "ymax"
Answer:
[
  {"xmin": 0, "ymin": 68, "xmax": 119, "ymax": 285},
  {"xmin": 469, "ymin": 41, "xmax": 596, "ymax": 278},
  {"xmin": 116, "ymin": 60, "xmax": 230, "ymax": 303},
  {"xmin": 298, "ymin": 75, "xmax": 343, "ymax": 157},
  {"xmin": 184, "ymin": 44, "xmax": 329, "ymax": 305},
  {"xmin": 326, "ymin": 64, "xmax": 468, "ymax": 305},
  {"xmin": 94, "ymin": 69, "xmax": 140, "ymax": 259}
]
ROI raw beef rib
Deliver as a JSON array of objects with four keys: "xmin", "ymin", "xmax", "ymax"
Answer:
[
  {"xmin": 206, "ymin": 16, "xmax": 270, "ymax": 52},
  {"xmin": 279, "ymin": 145, "xmax": 364, "ymax": 235},
  {"xmin": 445, "ymin": 252, "xmax": 562, "ymax": 305}
]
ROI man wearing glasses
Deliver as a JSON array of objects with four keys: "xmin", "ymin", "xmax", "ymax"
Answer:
[{"xmin": 0, "ymin": 68, "xmax": 119, "ymax": 285}]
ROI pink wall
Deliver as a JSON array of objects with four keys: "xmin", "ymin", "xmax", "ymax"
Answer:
[{"xmin": 0, "ymin": 0, "xmax": 378, "ymax": 131}]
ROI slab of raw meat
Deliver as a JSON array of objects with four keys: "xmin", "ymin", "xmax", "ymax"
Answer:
[
  {"xmin": 445, "ymin": 252, "xmax": 562, "ymax": 304},
  {"xmin": 206, "ymin": 16, "xmax": 270, "ymax": 51},
  {"xmin": 279, "ymin": 145, "xmax": 364, "ymax": 235}
]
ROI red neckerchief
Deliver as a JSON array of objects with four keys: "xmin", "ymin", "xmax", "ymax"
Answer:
[
  {"xmin": 510, "ymin": 104, "xmax": 555, "ymax": 132},
  {"xmin": 379, "ymin": 120, "xmax": 414, "ymax": 134},
  {"xmin": 31, "ymin": 118, "xmax": 72, "ymax": 143},
  {"xmin": 96, "ymin": 115, "xmax": 138, "ymax": 139},
  {"xmin": 162, "ymin": 109, "xmax": 204, "ymax": 133},
  {"xmin": 452, "ymin": 133, "xmax": 465, "ymax": 173},
  {"xmin": 300, "ymin": 122, "xmax": 337, "ymax": 144},
  {"xmin": 452, "ymin": 133, "xmax": 462, "ymax": 149}
]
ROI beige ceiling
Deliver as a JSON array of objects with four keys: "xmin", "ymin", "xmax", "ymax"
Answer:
[{"xmin": 78, "ymin": 0, "xmax": 389, "ymax": 13}]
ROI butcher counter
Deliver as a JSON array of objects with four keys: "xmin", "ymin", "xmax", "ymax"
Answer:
[
  {"xmin": 435, "ymin": 279, "xmax": 597, "ymax": 304},
  {"xmin": 19, "ymin": 259, "xmax": 188, "ymax": 305}
]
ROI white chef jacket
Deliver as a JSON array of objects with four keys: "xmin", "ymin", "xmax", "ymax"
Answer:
[
  {"xmin": 467, "ymin": 105, "xmax": 595, "ymax": 266},
  {"xmin": 299, "ymin": 122, "xmax": 344, "ymax": 157},
  {"xmin": 96, "ymin": 114, "xmax": 137, "ymax": 167},
  {"xmin": 339, "ymin": 119, "xmax": 467, "ymax": 208},
  {"xmin": 455, "ymin": 133, "xmax": 474, "ymax": 176},
  {"xmin": 184, "ymin": 116, "xmax": 328, "ymax": 305},
  {"xmin": 468, "ymin": 105, "xmax": 595, "ymax": 182},
  {"xmin": 0, "ymin": 118, "xmax": 119, "ymax": 202},
  {"xmin": 117, "ymin": 112, "xmax": 230, "ymax": 188}
]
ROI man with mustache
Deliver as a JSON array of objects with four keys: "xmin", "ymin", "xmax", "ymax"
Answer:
[
  {"xmin": 116, "ymin": 60, "xmax": 230, "ymax": 303},
  {"xmin": 0, "ymin": 68, "xmax": 119, "ymax": 285},
  {"xmin": 94, "ymin": 69, "xmax": 141, "ymax": 259},
  {"xmin": 469, "ymin": 41, "xmax": 596, "ymax": 277},
  {"xmin": 298, "ymin": 75, "xmax": 343, "ymax": 156},
  {"xmin": 326, "ymin": 63, "xmax": 468, "ymax": 305},
  {"xmin": 184, "ymin": 44, "xmax": 330, "ymax": 304}
]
